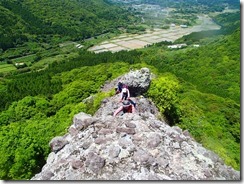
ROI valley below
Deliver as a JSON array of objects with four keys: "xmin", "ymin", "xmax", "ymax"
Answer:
[{"xmin": 88, "ymin": 15, "xmax": 221, "ymax": 53}]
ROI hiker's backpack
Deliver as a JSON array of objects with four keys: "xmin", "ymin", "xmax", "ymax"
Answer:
[{"xmin": 123, "ymin": 104, "xmax": 133, "ymax": 113}]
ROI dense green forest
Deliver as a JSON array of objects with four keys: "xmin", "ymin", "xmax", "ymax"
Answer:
[{"xmin": 0, "ymin": 0, "xmax": 240, "ymax": 180}]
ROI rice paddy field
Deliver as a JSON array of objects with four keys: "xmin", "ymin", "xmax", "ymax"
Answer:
[
  {"xmin": 88, "ymin": 15, "xmax": 221, "ymax": 53},
  {"xmin": 0, "ymin": 63, "xmax": 16, "ymax": 73}
]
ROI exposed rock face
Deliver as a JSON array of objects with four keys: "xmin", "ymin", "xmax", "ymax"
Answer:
[
  {"xmin": 119, "ymin": 67, "xmax": 151, "ymax": 96},
  {"xmin": 31, "ymin": 68, "xmax": 240, "ymax": 180},
  {"xmin": 101, "ymin": 67, "xmax": 151, "ymax": 97}
]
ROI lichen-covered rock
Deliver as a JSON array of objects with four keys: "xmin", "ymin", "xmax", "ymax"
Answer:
[
  {"xmin": 85, "ymin": 152, "xmax": 105, "ymax": 173},
  {"xmin": 49, "ymin": 136, "xmax": 68, "ymax": 153}
]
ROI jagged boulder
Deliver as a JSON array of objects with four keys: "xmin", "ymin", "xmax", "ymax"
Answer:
[
  {"xmin": 68, "ymin": 112, "xmax": 97, "ymax": 136},
  {"xmin": 101, "ymin": 68, "xmax": 151, "ymax": 96},
  {"xmin": 49, "ymin": 136, "xmax": 68, "ymax": 153},
  {"xmin": 119, "ymin": 67, "xmax": 151, "ymax": 96}
]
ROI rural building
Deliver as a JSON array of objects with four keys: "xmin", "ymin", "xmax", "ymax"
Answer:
[
  {"xmin": 180, "ymin": 24, "xmax": 188, "ymax": 28},
  {"xmin": 167, "ymin": 44, "xmax": 187, "ymax": 49}
]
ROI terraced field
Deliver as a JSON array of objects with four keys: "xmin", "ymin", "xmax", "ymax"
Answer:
[
  {"xmin": 0, "ymin": 63, "xmax": 16, "ymax": 73},
  {"xmin": 88, "ymin": 15, "xmax": 221, "ymax": 53}
]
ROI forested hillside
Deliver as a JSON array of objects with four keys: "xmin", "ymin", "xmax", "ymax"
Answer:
[
  {"xmin": 0, "ymin": 0, "xmax": 240, "ymax": 180},
  {"xmin": 0, "ymin": 0, "xmax": 137, "ymax": 51},
  {"xmin": 144, "ymin": 28, "xmax": 240, "ymax": 103}
]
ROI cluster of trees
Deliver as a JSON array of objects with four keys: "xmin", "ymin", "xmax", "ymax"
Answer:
[
  {"xmin": 0, "ymin": 6, "xmax": 28, "ymax": 51},
  {"xmin": 126, "ymin": 25, "xmax": 146, "ymax": 34}
]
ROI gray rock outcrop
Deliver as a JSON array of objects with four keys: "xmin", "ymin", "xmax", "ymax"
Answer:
[
  {"xmin": 31, "ymin": 68, "xmax": 240, "ymax": 180},
  {"xmin": 101, "ymin": 67, "xmax": 151, "ymax": 96}
]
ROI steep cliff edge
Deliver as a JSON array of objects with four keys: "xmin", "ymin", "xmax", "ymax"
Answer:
[{"xmin": 31, "ymin": 68, "xmax": 240, "ymax": 180}]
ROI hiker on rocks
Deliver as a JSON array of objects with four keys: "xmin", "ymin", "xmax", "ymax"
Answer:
[
  {"xmin": 120, "ymin": 84, "xmax": 130, "ymax": 102},
  {"xmin": 113, "ymin": 99, "xmax": 135, "ymax": 116},
  {"xmin": 115, "ymin": 82, "xmax": 123, "ymax": 94},
  {"xmin": 128, "ymin": 98, "xmax": 136, "ymax": 108}
]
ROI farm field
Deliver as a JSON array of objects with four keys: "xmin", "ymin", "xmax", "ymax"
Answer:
[
  {"xmin": 11, "ymin": 54, "xmax": 36, "ymax": 66},
  {"xmin": 0, "ymin": 63, "xmax": 16, "ymax": 73},
  {"xmin": 88, "ymin": 15, "xmax": 221, "ymax": 53}
]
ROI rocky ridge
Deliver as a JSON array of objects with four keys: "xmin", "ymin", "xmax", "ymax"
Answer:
[{"xmin": 31, "ymin": 68, "xmax": 240, "ymax": 180}]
